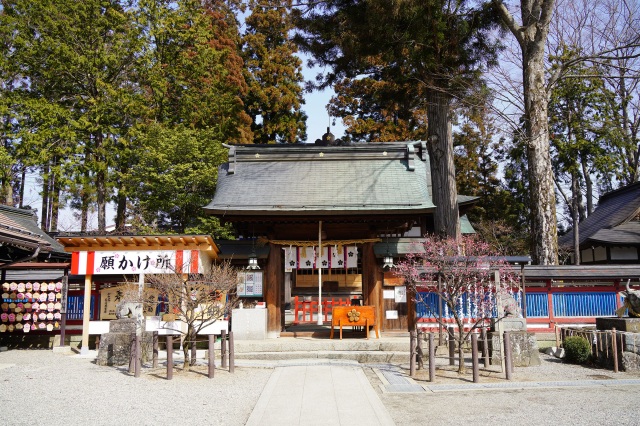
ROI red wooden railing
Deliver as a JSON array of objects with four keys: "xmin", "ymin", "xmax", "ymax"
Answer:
[{"xmin": 292, "ymin": 296, "xmax": 353, "ymax": 324}]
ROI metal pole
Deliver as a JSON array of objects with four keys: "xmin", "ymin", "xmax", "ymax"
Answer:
[
  {"xmin": 208, "ymin": 335, "xmax": 215, "ymax": 378},
  {"xmin": 167, "ymin": 335, "xmax": 173, "ymax": 380},
  {"xmin": 471, "ymin": 333, "xmax": 479, "ymax": 383},
  {"xmin": 504, "ymin": 331, "xmax": 512, "ymax": 380},
  {"xmin": 317, "ymin": 221, "xmax": 323, "ymax": 325},
  {"xmin": 221, "ymin": 330, "xmax": 228, "ymax": 368},
  {"xmin": 428, "ymin": 332, "xmax": 435, "ymax": 382}
]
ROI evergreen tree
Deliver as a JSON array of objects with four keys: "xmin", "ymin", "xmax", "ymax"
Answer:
[
  {"xmin": 124, "ymin": 0, "xmax": 251, "ymax": 233},
  {"xmin": 328, "ymin": 76, "xmax": 428, "ymax": 143},
  {"xmin": 294, "ymin": 0, "xmax": 500, "ymax": 238},
  {"xmin": 243, "ymin": 0, "xmax": 307, "ymax": 144},
  {"xmin": 0, "ymin": 0, "xmax": 144, "ymax": 232}
]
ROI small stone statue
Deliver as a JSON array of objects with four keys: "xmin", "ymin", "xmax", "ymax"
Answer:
[{"xmin": 617, "ymin": 281, "xmax": 640, "ymax": 318}]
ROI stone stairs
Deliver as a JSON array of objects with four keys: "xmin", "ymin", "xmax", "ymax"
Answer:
[{"xmin": 232, "ymin": 334, "xmax": 412, "ymax": 364}]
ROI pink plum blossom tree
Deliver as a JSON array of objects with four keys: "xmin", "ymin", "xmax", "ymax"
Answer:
[{"xmin": 394, "ymin": 234, "xmax": 521, "ymax": 374}]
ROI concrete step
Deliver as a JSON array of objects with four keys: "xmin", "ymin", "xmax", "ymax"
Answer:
[{"xmin": 233, "ymin": 338, "xmax": 410, "ymax": 354}]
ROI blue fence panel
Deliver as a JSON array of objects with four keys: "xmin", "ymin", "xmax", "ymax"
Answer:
[
  {"xmin": 525, "ymin": 293, "xmax": 549, "ymax": 317},
  {"xmin": 416, "ymin": 292, "xmax": 441, "ymax": 319},
  {"xmin": 416, "ymin": 291, "xmax": 512, "ymax": 320},
  {"xmin": 552, "ymin": 292, "xmax": 617, "ymax": 317},
  {"xmin": 66, "ymin": 295, "xmax": 96, "ymax": 320}
]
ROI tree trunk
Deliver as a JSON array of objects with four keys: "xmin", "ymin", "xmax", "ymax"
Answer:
[
  {"xmin": 580, "ymin": 154, "xmax": 593, "ymax": 215},
  {"xmin": 115, "ymin": 189, "xmax": 127, "ymax": 231},
  {"xmin": 96, "ymin": 133, "xmax": 106, "ymax": 233},
  {"xmin": 571, "ymin": 171, "xmax": 580, "ymax": 265},
  {"xmin": 426, "ymin": 90, "xmax": 460, "ymax": 239},
  {"xmin": 457, "ymin": 339, "xmax": 466, "ymax": 374},
  {"xmin": 50, "ymin": 169, "xmax": 60, "ymax": 232},
  {"xmin": 522, "ymin": 35, "xmax": 558, "ymax": 265},
  {"xmin": 19, "ymin": 167, "xmax": 25, "ymax": 208},
  {"xmin": 40, "ymin": 163, "xmax": 50, "ymax": 231}
]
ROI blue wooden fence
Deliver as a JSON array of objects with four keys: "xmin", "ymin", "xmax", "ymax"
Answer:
[{"xmin": 66, "ymin": 295, "xmax": 96, "ymax": 320}]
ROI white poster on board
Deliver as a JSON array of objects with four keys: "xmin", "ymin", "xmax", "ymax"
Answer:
[
  {"xmin": 383, "ymin": 289, "xmax": 395, "ymax": 299},
  {"xmin": 386, "ymin": 310, "xmax": 399, "ymax": 320},
  {"xmin": 394, "ymin": 286, "xmax": 407, "ymax": 303}
]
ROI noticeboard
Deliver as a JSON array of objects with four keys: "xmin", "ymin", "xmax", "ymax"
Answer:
[{"xmin": 237, "ymin": 271, "xmax": 263, "ymax": 297}]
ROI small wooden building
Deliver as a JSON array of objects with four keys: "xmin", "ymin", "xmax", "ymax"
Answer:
[
  {"xmin": 205, "ymin": 140, "xmax": 477, "ymax": 337},
  {"xmin": 559, "ymin": 182, "xmax": 640, "ymax": 264}
]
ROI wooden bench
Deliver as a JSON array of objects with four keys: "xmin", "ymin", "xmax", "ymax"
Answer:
[{"xmin": 329, "ymin": 306, "xmax": 379, "ymax": 339}]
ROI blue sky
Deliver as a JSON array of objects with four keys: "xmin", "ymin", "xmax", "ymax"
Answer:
[{"xmin": 299, "ymin": 60, "xmax": 346, "ymax": 143}]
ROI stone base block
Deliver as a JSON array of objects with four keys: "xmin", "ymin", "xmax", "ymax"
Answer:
[
  {"xmin": 489, "ymin": 331, "xmax": 541, "ymax": 367},
  {"xmin": 595, "ymin": 317, "xmax": 640, "ymax": 333},
  {"xmin": 96, "ymin": 331, "xmax": 154, "ymax": 366}
]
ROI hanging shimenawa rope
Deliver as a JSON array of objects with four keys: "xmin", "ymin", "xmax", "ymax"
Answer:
[{"xmin": 257, "ymin": 237, "xmax": 381, "ymax": 248}]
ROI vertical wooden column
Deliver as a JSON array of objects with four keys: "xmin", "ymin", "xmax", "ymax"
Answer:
[
  {"xmin": 362, "ymin": 243, "xmax": 382, "ymax": 329},
  {"xmin": 265, "ymin": 242, "xmax": 282, "ymax": 337},
  {"xmin": 80, "ymin": 274, "xmax": 92, "ymax": 355}
]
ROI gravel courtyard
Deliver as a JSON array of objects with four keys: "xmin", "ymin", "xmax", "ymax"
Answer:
[{"xmin": 1, "ymin": 349, "xmax": 639, "ymax": 426}]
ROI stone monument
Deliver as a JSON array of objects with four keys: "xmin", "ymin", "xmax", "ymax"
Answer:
[{"xmin": 96, "ymin": 303, "xmax": 155, "ymax": 366}]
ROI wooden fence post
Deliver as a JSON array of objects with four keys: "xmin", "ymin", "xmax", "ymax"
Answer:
[
  {"xmin": 471, "ymin": 333, "xmax": 479, "ymax": 383},
  {"xmin": 208, "ymin": 335, "xmax": 215, "ymax": 379},
  {"xmin": 167, "ymin": 335, "xmax": 173, "ymax": 381},
  {"xmin": 504, "ymin": 331, "xmax": 512, "ymax": 380},
  {"xmin": 612, "ymin": 328, "xmax": 619, "ymax": 373},
  {"xmin": 448, "ymin": 327, "xmax": 455, "ymax": 366},
  {"xmin": 410, "ymin": 330, "xmax": 416, "ymax": 377},
  {"xmin": 221, "ymin": 330, "xmax": 228, "ymax": 368},
  {"xmin": 428, "ymin": 332, "xmax": 435, "ymax": 382}
]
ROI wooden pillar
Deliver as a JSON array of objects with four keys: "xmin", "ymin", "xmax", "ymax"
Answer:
[
  {"xmin": 362, "ymin": 243, "xmax": 382, "ymax": 329},
  {"xmin": 80, "ymin": 274, "xmax": 92, "ymax": 355},
  {"xmin": 265, "ymin": 243, "xmax": 282, "ymax": 338}
]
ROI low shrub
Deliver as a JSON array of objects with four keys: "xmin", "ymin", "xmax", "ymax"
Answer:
[{"xmin": 564, "ymin": 336, "xmax": 591, "ymax": 364}]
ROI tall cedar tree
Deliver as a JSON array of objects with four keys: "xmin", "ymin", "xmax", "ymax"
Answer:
[
  {"xmin": 0, "ymin": 0, "xmax": 143, "ymax": 232},
  {"xmin": 328, "ymin": 75, "xmax": 428, "ymax": 143},
  {"xmin": 294, "ymin": 0, "xmax": 500, "ymax": 238},
  {"xmin": 121, "ymin": 0, "xmax": 251, "ymax": 233},
  {"xmin": 243, "ymin": 0, "xmax": 307, "ymax": 144}
]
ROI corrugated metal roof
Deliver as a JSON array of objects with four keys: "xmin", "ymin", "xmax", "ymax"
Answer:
[{"xmin": 559, "ymin": 182, "xmax": 640, "ymax": 248}]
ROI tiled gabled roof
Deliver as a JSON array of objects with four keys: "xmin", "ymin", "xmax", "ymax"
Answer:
[
  {"xmin": 559, "ymin": 182, "xmax": 640, "ymax": 247},
  {"xmin": 205, "ymin": 142, "xmax": 476, "ymax": 217},
  {"xmin": 0, "ymin": 205, "xmax": 66, "ymax": 254}
]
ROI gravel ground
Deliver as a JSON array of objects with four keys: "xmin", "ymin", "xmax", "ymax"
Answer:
[
  {"xmin": 0, "ymin": 349, "xmax": 272, "ymax": 426},
  {"xmin": 364, "ymin": 353, "xmax": 640, "ymax": 426},
  {"xmin": 2, "ymin": 349, "xmax": 640, "ymax": 426}
]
